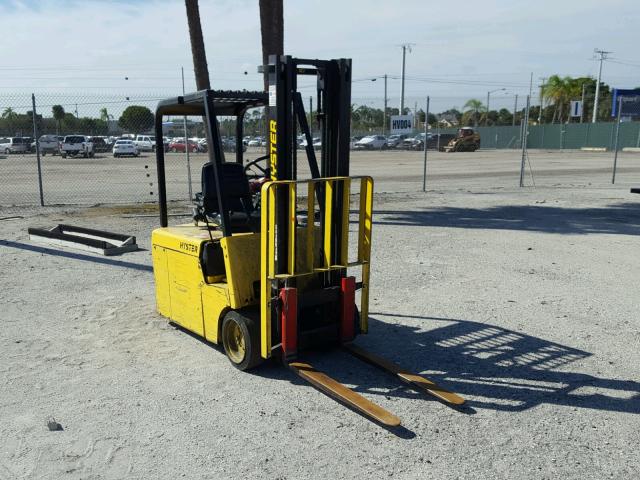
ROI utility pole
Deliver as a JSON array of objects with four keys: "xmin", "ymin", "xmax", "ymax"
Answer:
[
  {"xmin": 592, "ymin": 49, "xmax": 612, "ymax": 123},
  {"xmin": 538, "ymin": 77, "xmax": 546, "ymax": 124},
  {"xmin": 399, "ymin": 43, "xmax": 413, "ymax": 113},
  {"xmin": 512, "ymin": 94, "xmax": 518, "ymax": 126},
  {"xmin": 383, "ymin": 74, "xmax": 388, "ymax": 135},
  {"xmin": 580, "ymin": 83, "xmax": 586, "ymax": 123}
]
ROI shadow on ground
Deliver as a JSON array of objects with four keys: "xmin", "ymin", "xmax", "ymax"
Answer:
[
  {"xmin": 351, "ymin": 313, "xmax": 640, "ymax": 414},
  {"xmin": 373, "ymin": 202, "xmax": 640, "ymax": 235}
]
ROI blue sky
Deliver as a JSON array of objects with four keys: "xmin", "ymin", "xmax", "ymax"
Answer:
[{"xmin": 1, "ymin": 0, "xmax": 639, "ymax": 113}]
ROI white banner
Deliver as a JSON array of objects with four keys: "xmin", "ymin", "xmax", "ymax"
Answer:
[{"xmin": 390, "ymin": 115, "xmax": 414, "ymax": 133}]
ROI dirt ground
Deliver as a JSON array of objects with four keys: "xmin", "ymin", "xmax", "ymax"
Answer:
[
  {"xmin": 2, "ymin": 148, "xmax": 640, "ymax": 207},
  {"xmin": 1, "ymin": 155, "xmax": 640, "ymax": 479}
]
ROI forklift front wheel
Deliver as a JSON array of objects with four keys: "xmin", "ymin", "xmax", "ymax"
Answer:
[{"xmin": 221, "ymin": 310, "xmax": 262, "ymax": 371}]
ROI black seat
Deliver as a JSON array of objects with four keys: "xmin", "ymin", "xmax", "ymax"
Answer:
[{"xmin": 194, "ymin": 162, "xmax": 256, "ymax": 232}]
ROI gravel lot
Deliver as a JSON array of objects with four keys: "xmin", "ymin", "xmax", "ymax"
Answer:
[
  {"xmin": 1, "ymin": 152, "xmax": 639, "ymax": 479},
  {"xmin": 2, "ymin": 148, "xmax": 640, "ymax": 207}
]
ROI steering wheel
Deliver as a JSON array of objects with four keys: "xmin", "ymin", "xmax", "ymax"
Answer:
[{"xmin": 244, "ymin": 155, "xmax": 269, "ymax": 179}]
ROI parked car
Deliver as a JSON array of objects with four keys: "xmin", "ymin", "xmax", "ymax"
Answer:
[
  {"xmin": 247, "ymin": 137, "xmax": 263, "ymax": 147},
  {"xmin": 91, "ymin": 137, "xmax": 111, "ymax": 153},
  {"xmin": 0, "ymin": 137, "xmax": 30, "ymax": 154},
  {"xmin": 354, "ymin": 135, "xmax": 387, "ymax": 150},
  {"xmin": 349, "ymin": 136, "xmax": 363, "ymax": 149},
  {"xmin": 60, "ymin": 135, "xmax": 94, "ymax": 158},
  {"xmin": 134, "ymin": 135, "xmax": 156, "ymax": 152},
  {"xmin": 402, "ymin": 133, "xmax": 457, "ymax": 151},
  {"xmin": 219, "ymin": 137, "xmax": 246, "ymax": 153},
  {"xmin": 167, "ymin": 140, "xmax": 199, "ymax": 153},
  {"xmin": 113, "ymin": 139, "xmax": 139, "ymax": 157},
  {"xmin": 21, "ymin": 137, "xmax": 34, "ymax": 152},
  {"xmin": 386, "ymin": 134, "xmax": 408, "ymax": 149},
  {"xmin": 300, "ymin": 137, "xmax": 320, "ymax": 149},
  {"xmin": 32, "ymin": 135, "xmax": 60, "ymax": 155}
]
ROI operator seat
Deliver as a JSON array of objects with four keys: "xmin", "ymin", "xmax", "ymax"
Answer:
[{"xmin": 194, "ymin": 162, "xmax": 257, "ymax": 232}]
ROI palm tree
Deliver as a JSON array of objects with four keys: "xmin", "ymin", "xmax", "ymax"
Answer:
[
  {"xmin": 52, "ymin": 105, "xmax": 65, "ymax": 134},
  {"xmin": 463, "ymin": 99, "xmax": 485, "ymax": 127},
  {"xmin": 185, "ymin": 0, "xmax": 210, "ymax": 91},
  {"xmin": 184, "ymin": 0, "xmax": 212, "ymax": 149},
  {"xmin": 259, "ymin": 0, "xmax": 283, "ymax": 91},
  {"xmin": 2, "ymin": 107, "xmax": 18, "ymax": 135},
  {"xmin": 2, "ymin": 107, "xmax": 16, "ymax": 119}
]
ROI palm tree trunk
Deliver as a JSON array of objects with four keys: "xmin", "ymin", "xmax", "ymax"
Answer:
[
  {"xmin": 184, "ymin": 0, "xmax": 212, "ymax": 154},
  {"xmin": 259, "ymin": 0, "xmax": 284, "ymax": 91},
  {"xmin": 185, "ymin": 0, "xmax": 210, "ymax": 91}
]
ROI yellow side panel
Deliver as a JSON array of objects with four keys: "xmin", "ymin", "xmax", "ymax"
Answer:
[
  {"xmin": 201, "ymin": 283, "xmax": 230, "ymax": 344},
  {"xmin": 221, "ymin": 234, "xmax": 261, "ymax": 309},
  {"xmin": 152, "ymin": 245, "xmax": 171, "ymax": 318},
  {"xmin": 165, "ymin": 249, "xmax": 204, "ymax": 337}
]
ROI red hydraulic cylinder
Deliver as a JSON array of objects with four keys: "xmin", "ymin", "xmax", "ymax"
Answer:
[
  {"xmin": 280, "ymin": 287, "xmax": 298, "ymax": 359},
  {"xmin": 340, "ymin": 276, "xmax": 356, "ymax": 343}
]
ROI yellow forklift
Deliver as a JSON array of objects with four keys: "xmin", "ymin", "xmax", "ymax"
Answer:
[{"xmin": 151, "ymin": 55, "xmax": 463, "ymax": 427}]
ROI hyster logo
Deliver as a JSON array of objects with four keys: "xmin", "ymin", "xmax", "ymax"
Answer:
[
  {"xmin": 269, "ymin": 120, "xmax": 278, "ymax": 179},
  {"xmin": 179, "ymin": 241, "xmax": 197, "ymax": 253}
]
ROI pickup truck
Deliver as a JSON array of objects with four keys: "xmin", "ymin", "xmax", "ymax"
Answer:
[
  {"xmin": 133, "ymin": 135, "xmax": 156, "ymax": 152},
  {"xmin": 61, "ymin": 135, "xmax": 94, "ymax": 158}
]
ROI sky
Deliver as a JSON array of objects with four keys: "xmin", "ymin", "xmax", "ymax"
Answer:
[{"xmin": 1, "ymin": 0, "xmax": 639, "ymax": 115}]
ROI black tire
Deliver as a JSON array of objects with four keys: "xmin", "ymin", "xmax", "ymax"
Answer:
[
  {"xmin": 61, "ymin": 153, "xmax": 67, "ymax": 158},
  {"xmin": 170, "ymin": 147, "xmax": 177, "ymax": 153},
  {"xmin": 221, "ymin": 310, "xmax": 262, "ymax": 371}
]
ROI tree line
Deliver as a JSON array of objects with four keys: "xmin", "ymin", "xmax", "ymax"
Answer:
[{"xmin": 0, "ymin": 104, "xmax": 155, "ymax": 137}]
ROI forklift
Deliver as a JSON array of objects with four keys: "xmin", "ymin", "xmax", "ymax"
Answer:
[{"xmin": 151, "ymin": 55, "xmax": 464, "ymax": 427}]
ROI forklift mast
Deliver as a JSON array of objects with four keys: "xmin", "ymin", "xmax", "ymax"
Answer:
[{"xmin": 264, "ymin": 55, "xmax": 352, "ymax": 275}]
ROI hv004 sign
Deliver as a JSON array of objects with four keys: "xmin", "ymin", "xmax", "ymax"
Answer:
[{"xmin": 390, "ymin": 115, "xmax": 413, "ymax": 133}]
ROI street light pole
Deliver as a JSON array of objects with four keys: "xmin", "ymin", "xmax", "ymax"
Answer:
[{"xmin": 486, "ymin": 88, "xmax": 506, "ymax": 126}]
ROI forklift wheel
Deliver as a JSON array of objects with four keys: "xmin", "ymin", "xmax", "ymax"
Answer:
[{"xmin": 221, "ymin": 310, "xmax": 262, "ymax": 371}]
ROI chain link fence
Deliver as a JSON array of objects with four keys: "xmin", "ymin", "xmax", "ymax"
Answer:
[{"xmin": 1, "ymin": 92, "xmax": 639, "ymax": 211}]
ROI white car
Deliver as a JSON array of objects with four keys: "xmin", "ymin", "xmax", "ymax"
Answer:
[
  {"xmin": 113, "ymin": 139, "xmax": 139, "ymax": 157},
  {"xmin": 0, "ymin": 137, "xmax": 30, "ymax": 154},
  {"xmin": 247, "ymin": 138, "xmax": 263, "ymax": 147},
  {"xmin": 61, "ymin": 135, "xmax": 94, "ymax": 158},
  {"xmin": 354, "ymin": 135, "xmax": 387, "ymax": 150},
  {"xmin": 134, "ymin": 135, "xmax": 156, "ymax": 152},
  {"xmin": 32, "ymin": 135, "xmax": 62, "ymax": 155}
]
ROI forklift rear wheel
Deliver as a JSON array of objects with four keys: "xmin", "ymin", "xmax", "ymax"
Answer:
[{"xmin": 221, "ymin": 310, "xmax": 262, "ymax": 371}]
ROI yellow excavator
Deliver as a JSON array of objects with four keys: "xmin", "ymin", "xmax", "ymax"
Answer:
[
  {"xmin": 444, "ymin": 127, "xmax": 481, "ymax": 152},
  {"xmin": 151, "ymin": 55, "xmax": 464, "ymax": 427}
]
